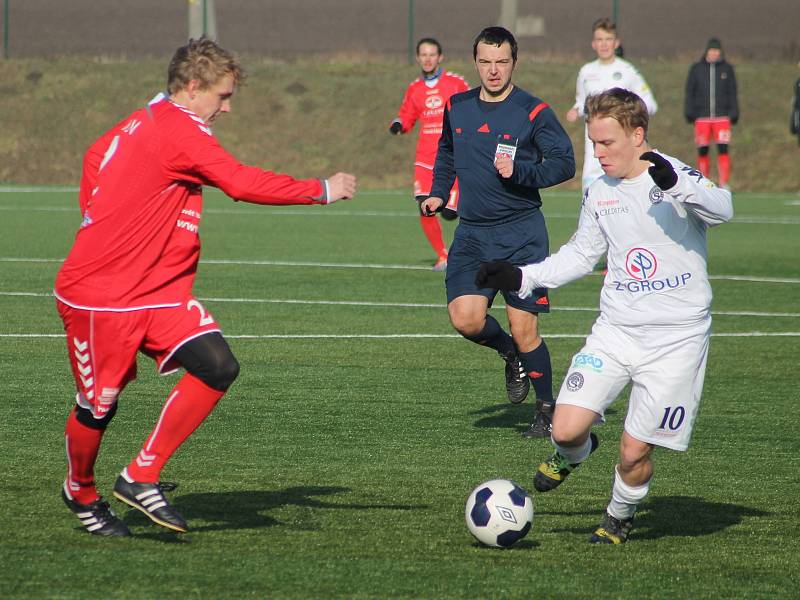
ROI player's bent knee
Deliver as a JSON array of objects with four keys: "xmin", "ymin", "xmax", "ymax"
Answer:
[
  {"xmin": 174, "ymin": 332, "xmax": 240, "ymax": 391},
  {"xmin": 75, "ymin": 403, "xmax": 117, "ymax": 430},
  {"xmin": 618, "ymin": 439, "xmax": 652, "ymax": 471},
  {"xmin": 202, "ymin": 354, "xmax": 240, "ymax": 391}
]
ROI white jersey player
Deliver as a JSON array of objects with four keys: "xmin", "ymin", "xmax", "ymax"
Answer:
[
  {"xmin": 475, "ymin": 88, "xmax": 732, "ymax": 545},
  {"xmin": 567, "ymin": 18, "xmax": 658, "ymax": 192}
]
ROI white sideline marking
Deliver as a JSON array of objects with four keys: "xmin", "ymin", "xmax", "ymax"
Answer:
[
  {"xmin": 2, "ymin": 332, "xmax": 799, "ymax": 339},
  {"xmin": 2, "ymin": 290, "xmax": 799, "ymax": 318},
  {"xmin": 0, "ymin": 202, "xmax": 798, "ymax": 224},
  {"xmin": 3, "ymin": 256, "xmax": 799, "ymax": 285}
]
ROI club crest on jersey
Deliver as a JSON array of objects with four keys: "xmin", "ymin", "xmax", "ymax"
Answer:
[
  {"xmin": 625, "ymin": 247, "xmax": 658, "ymax": 280},
  {"xmin": 649, "ymin": 185, "xmax": 664, "ymax": 204},
  {"xmin": 613, "ymin": 71, "xmax": 622, "ymax": 81}
]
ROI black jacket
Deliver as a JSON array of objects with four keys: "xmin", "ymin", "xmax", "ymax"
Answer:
[{"xmin": 684, "ymin": 57, "xmax": 739, "ymax": 124}]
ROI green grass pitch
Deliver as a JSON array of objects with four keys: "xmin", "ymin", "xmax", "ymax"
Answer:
[{"xmin": 0, "ymin": 186, "xmax": 798, "ymax": 598}]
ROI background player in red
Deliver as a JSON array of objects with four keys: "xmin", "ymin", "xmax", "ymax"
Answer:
[
  {"xmin": 390, "ymin": 38, "xmax": 468, "ymax": 271},
  {"xmin": 55, "ymin": 38, "xmax": 356, "ymax": 536},
  {"xmin": 684, "ymin": 37, "xmax": 739, "ymax": 189}
]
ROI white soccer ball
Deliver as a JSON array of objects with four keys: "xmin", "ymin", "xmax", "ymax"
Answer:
[{"xmin": 465, "ymin": 478, "xmax": 534, "ymax": 548}]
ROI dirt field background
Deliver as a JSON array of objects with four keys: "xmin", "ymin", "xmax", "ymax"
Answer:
[{"xmin": 3, "ymin": 0, "xmax": 799, "ymax": 62}]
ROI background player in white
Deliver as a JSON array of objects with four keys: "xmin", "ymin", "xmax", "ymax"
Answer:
[
  {"xmin": 476, "ymin": 88, "xmax": 732, "ymax": 544},
  {"xmin": 566, "ymin": 18, "xmax": 658, "ymax": 192}
]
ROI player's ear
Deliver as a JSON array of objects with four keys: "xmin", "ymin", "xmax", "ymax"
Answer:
[
  {"xmin": 632, "ymin": 126, "xmax": 645, "ymax": 146},
  {"xmin": 186, "ymin": 79, "xmax": 201, "ymax": 99}
]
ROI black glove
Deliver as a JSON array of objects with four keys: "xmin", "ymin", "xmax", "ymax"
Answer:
[
  {"xmin": 475, "ymin": 261, "xmax": 523, "ymax": 291},
  {"xmin": 640, "ymin": 151, "xmax": 677, "ymax": 190},
  {"xmin": 389, "ymin": 121, "xmax": 402, "ymax": 135}
]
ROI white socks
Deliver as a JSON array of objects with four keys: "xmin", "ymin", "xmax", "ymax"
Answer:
[
  {"xmin": 607, "ymin": 465, "xmax": 650, "ymax": 520},
  {"xmin": 553, "ymin": 433, "xmax": 593, "ymax": 465}
]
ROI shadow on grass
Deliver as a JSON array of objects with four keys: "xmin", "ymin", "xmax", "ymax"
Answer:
[
  {"xmin": 122, "ymin": 485, "xmax": 427, "ymax": 535},
  {"xmin": 470, "ymin": 538, "xmax": 540, "ymax": 551},
  {"xmin": 471, "ymin": 402, "xmax": 617, "ymax": 433},
  {"xmin": 544, "ymin": 495, "xmax": 768, "ymax": 540}
]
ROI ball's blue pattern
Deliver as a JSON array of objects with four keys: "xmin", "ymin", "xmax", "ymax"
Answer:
[
  {"xmin": 508, "ymin": 483, "xmax": 528, "ymax": 508},
  {"xmin": 469, "ymin": 487, "xmax": 493, "ymax": 526}
]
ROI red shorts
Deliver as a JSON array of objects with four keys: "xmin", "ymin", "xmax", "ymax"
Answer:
[
  {"xmin": 56, "ymin": 296, "xmax": 221, "ymax": 417},
  {"xmin": 414, "ymin": 164, "xmax": 459, "ymax": 210},
  {"xmin": 694, "ymin": 117, "xmax": 731, "ymax": 147}
]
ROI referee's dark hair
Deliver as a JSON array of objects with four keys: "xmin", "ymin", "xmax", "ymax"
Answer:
[{"xmin": 473, "ymin": 26, "xmax": 518, "ymax": 63}]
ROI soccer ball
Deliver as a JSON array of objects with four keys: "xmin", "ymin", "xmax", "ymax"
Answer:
[{"xmin": 465, "ymin": 478, "xmax": 534, "ymax": 548}]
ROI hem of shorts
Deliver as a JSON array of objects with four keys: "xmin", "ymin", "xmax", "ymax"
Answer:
[{"xmin": 54, "ymin": 290, "xmax": 182, "ymax": 312}]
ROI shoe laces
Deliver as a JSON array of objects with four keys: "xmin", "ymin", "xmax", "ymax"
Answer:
[
  {"xmin": 88, "ymin": 498, "xmax": 117, "ymax": 522},
  {"xmin": 545, "ymin": 452, "xmax": 572, "ymax": 473}
]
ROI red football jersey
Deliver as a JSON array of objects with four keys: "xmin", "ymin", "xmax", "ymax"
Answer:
[
  {"xmin": 55, "ymin": 98, "xmax": 326, "ymax": 311},
  {"xmin": 395, "ymin": 71, "xmax": 469, "ymax": 168}
]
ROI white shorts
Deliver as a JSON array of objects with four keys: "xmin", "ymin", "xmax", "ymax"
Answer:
[{"xmin": 556, "ymin": 316, "xmax": 711, "ymax": 451}]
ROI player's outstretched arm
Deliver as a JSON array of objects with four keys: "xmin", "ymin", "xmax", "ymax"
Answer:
[
  {"xmin": 641, "ymin": 151, "xmax": 733, "ymax": 225},
  {"xmin": 475, "ymin": 261, "xmax": 522, "ymax": 291},
  {"xmin": 324, "ymin": 172, "xmax": 357, "ymax": 203}
]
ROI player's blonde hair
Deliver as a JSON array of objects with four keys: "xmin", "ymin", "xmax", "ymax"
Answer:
[
  {"xmin": 167, "ymin": 37, "xmax": 244, "ymax": 94},
  {"xmin": 592, "ymin": 18, "xmax": 617, "ymax": 36},
  {"xmin": 585, "ymin": 88, "xmax": 649, "ymax": 135}
]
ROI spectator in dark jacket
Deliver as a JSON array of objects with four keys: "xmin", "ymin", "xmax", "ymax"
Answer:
[
  {"xmin": 685, "ymin": 37, "xmax": 738, "ymax": 189},
  {"xmin": 791, "ymin": 75, "xmax": 800, "ymax": 145}
]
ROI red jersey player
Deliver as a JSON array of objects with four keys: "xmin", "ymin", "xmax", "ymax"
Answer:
[
  {"xmin": 55, "ymin": 38, "xmax": 356, "ymax": 536},
  {"xmin": 390, "ymin": 38, "xmax": 468, "ymax": 271}
]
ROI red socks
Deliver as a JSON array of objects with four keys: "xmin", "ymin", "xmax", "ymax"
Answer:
[
  {"xmin": 697, "ymin": 155, "xmax": 710, "ymax": 178},
  {"xmin": 126, "ymin": 374, "xmax": 225, "ymax": 483},
  {"xmin": 717, "ymin": 154, "xmax": 730, "ymax": 186},
  {"xmin": 419, "ymin": 215, "xmax": 447, "ymax": 261},
  {"xmin": 64, "ymin": 408, "xmax": 104, "ymax": 504}
]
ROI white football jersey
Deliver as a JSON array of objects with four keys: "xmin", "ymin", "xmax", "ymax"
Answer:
[
  {"xmin": 518, "ymin": 153, "xmax": 733, "ymax": 327},
  {"xmin": 573, "ymin": 58, "xmax": 658, "ymax": 191},
  {"xmin": 572, "ymin": 58, "xmax": 658, "ymax": 116}
]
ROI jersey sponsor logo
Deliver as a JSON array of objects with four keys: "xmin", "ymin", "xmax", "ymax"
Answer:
[
  {"xmin": 625, "ymin": 248, "xmax": 658, "ymax": 280},
  {"xmin": 566, "ymin": 372, "xmax": 584, "ymax": 392},
  {"xmin": 649, "ymin": 186, "xmax": 664, "ymax": 204},
  {"xmin": 614, "ymin": 272, "xmax": 693, "ymax": 293},
  {"xmin": 572, "ymin": 353, "xmax": 604, "ymax": 373},
  {"xmin": 598, "ymin": 206, "xmax": 629, "ymax": 217},
  {"xmin": 425, "ymin": 95, "xmax": 443, "ymax": 109},
  {"xmin": 616, "ymin": 247, "xmax": 693, "ymax": 293}
]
